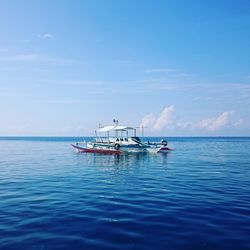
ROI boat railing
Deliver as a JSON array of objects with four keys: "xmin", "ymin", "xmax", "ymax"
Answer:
[{"xmin": 95, "ymin": 137, "xmax": 112, "ymax": 143}]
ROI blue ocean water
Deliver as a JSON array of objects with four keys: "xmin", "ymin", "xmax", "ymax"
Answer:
[{"xmin": 0, "ymin": 137, "xmax": 249, "ymax": 250}]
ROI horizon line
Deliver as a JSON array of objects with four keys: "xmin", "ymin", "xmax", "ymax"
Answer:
[{"xmin": 0, "ymin": 135, "xmax": 250, "ymax": 138}]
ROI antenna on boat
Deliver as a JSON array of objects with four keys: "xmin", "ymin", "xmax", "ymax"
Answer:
[
  {"xmin": 113, "ymin": 119, "xmax": 118, "ymax": 126},
  {"xmin": 141, "ymin": 126, "xmax": 147, "ymax": 142},
  {"xmin": 135, "ymin": 126, "xmax": 147, "ymax": 142}
]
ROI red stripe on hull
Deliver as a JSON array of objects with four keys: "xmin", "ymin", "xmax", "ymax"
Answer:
[{"xmin": 71, "ymin": 144, "xmax": 122, "ymax": 154}]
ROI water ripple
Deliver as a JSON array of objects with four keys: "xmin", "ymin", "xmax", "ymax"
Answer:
[{"xmin": 0, "ymin": 138, "xmax": 250, "ymax": 249}]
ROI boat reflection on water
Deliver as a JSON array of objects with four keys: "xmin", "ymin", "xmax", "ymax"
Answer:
[{"xmin": 76, "ymin": 151, "xmax": 171, "ymax": 169}]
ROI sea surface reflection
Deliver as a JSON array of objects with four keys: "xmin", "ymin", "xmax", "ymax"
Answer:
[
  {"xmin": 0, "ymin": 137, "xmax": 249, "ymax": 250},
  {"xmin": 79, "ymin": 151, "xmax": 170, "ymax": 168}
]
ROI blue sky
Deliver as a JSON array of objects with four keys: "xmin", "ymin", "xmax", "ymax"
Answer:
[{"xmin": 0, "ymin": 0, "xmax": 250, "ymax": 136}]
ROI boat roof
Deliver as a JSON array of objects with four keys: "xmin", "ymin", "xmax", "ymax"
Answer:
[
  {"xmin": 97, "ymin": 126, "xmax": 116, "ymax": 132},
  {"xmin": 97, "ymin": 125, "xmax": 135, "ymax": 132},
  {"xmin": 115, "ymin": 126, "xmax": 134, "ymax": 131}
]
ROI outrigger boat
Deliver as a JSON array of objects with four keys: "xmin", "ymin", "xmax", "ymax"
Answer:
[{"xmin": 71, "ymin": 122, "xmax": 172, "ymax": 154}]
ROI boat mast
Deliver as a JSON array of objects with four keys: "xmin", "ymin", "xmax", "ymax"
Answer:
[
  {"xmin": 113, "ymin": 119, "xmax": 118, "ymax": 138},
  {"xmin": 142, "ymin": 126, "xmax": 144, "ymax": 142},
  {"xmin": 141, "ymin": 126, "xmax": 147, "ymax": 142}
]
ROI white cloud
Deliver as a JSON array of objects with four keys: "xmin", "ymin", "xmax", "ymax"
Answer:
[
  {"xmin": 111, "ymin": 60, "xmax": 136, "ymax": 66},
  {"xmin": 61, "ymin": 80, "xmax": 105, "ymax": 86},
  {"xmin": 153, "ymin": 105, "xmax": 175, "ymax": 130},
  {"xmin": 140, "ymin": 105, "xmax": 175, "ymax": 130},
  {"xmin": 145, "ymin": 68, "xmax": 176, "ymax": 73},
  {"xmin": 140, "ymin": 113, "xmax": 156, "ymax": 128},
  {"xmin": 35, "ymin": 100, "xmax": 83, "ymax": 104},
  {"xmin": 196, "ymin": 111, "xmax": 234, "ymax": 131},
  {"xmin": 20, "ymin": 39, "xmax": 31, "ymax": 43},
  {"xmin": 233, "ymin": 118, "xmax": 244, "ymax": 127},
  {"xmin": 176, "ymin": 73, "xmax": 194, "ymax": 77},
  {"xmin": 10, "ymin": 54, "xmax": 43, "ymax": 62},
  {"xmin": 37, "ymin": 33, "xmax": 54, "ymax": 39},
  {"xmin": 6, "ymin": 53, "xmax": 77, "ymax": 65},
  {"xmin": 140, "ymin": 107, "xmax": 244, "ymax": 132},
  {"xmin": 192, "ymin": 96, "xmax": 212, "ymax": 101},
  {"xmin": 176, "ymin": 121, "xmax": 193, "ymax": 129}
]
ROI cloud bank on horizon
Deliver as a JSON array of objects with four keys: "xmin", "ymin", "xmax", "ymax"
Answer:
[{"xmin": 140, "ymin": 105, "xmax": 243, "ymax": 133}]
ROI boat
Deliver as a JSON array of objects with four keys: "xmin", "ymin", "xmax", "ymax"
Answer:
[{"xmin": 71, "ymin": 122, "xmax": 172, "ymax": 154}]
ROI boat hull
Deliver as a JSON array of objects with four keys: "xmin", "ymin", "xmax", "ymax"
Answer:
[
  {"xmin": 71, "ymin": 144, "xmax": 172, "ymax": 154},
  {"xmin": 71, "ymin": 144, "xmax": 122, "ymax": 154},
  {"xmin": 147, "ymin": 147, "xmax": 172, "ymax": 153}
]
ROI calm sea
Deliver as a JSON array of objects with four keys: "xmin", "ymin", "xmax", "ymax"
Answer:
[{"xmin": 0, "ymin": 137, "xmax": 249, "ymax": 250}]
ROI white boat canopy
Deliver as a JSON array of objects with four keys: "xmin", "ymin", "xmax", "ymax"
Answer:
[
  {"xmin": 97, "ymin": 125, "xmax": 135, "ymax": 132},
  {"xmin": 97, "ymin": 126, "xmax": 116, "ymax": 132},
  {"xmin": 114, "ymin": 126, "xmax": 134, "ymax": 131}
]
